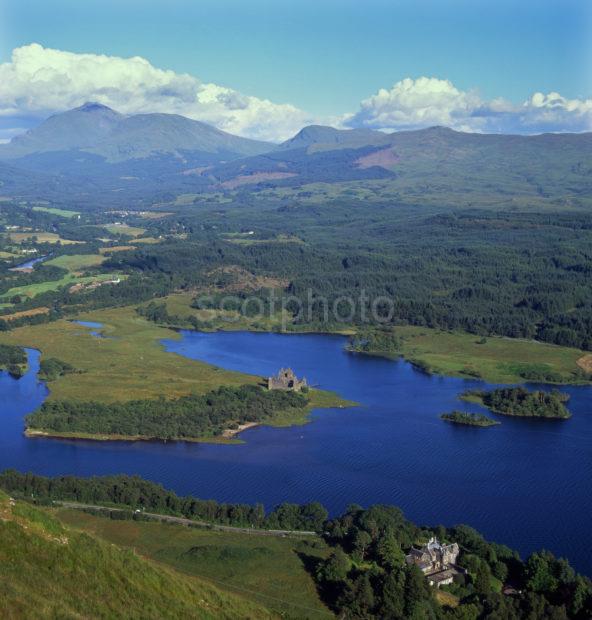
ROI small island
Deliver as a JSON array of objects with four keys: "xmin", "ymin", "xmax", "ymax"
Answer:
[
  {"xmin": 462, "ymin": 387, "xmax": 571, "ymax": 419},
  {"xmin": 440, "ymin": 411, "xmax": 500, "ymax": 427}
]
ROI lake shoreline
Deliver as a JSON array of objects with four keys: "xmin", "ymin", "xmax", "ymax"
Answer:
[
  {"xmin": 24, "ymin": 428, "xmax": 244, "ymax": 445},
  {"xmin": 154, "ymin": 315, "xmax": 590, "ymax": 386}
]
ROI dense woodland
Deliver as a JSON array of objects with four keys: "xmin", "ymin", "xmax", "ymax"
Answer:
[
  {"xmin": 26, "ymin": 385, "xmax": 309, "ymax": 439},
  {"xmin": 103, "ymin": 208, "xmax": 592, "ymax": 350},
  {"xmin": 467, "ymin": 388, "xmax": 571, "ymax": 419},
  {"xmin": 1, "ymin": 470, "xmax": 591, "ymax": 619},
  {"xmin": 316, "ymin": 505, "xmax": 592, "ymax": 619},
  {"xmin": 2, "ymin": 203, "xmax": 592, "ymax": 354}
]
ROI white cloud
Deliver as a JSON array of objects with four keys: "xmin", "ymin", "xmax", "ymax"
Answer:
[
  {"xmin": 0, "ymin": 46, "xmax": 590, "ymax": 143},
  {"xmin": 345, "ymin": 77, "xmax": 592, "ymax": 134},
  {"xmin": 0, "ymin": 43, "xmax": 314, "ymax": 142}
]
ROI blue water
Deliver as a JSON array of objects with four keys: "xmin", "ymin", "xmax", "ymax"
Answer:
[
  {"xmin": 1, "ymin": 332, "xmax": 591, "ymax": 575},
  {"xmin": 73, "ymin": 320, "xmax": 106, "ymax": 338},
  {"xmin": 9, "ymin": 255, "xmax": 49, "ymax": 271}
]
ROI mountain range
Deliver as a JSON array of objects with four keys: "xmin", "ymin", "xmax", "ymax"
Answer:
[{"xmin": 0, "ymin": 103, "xmax": 591, "ymax": 209}]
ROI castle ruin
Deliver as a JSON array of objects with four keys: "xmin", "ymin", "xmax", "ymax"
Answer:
[{"xmin": 267, "ymin": 368, "xmax": 307, "ymax": 392}]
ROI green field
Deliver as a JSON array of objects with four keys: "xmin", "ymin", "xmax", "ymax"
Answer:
[
  {"xmin": 45, "ymin": 253, "xmax": 105, "ymax": 271},
  {"xmin": 8, "ymin": 231, "xmax": 81, "ymax": 245},
  {"xmin": 0, "ymin": 305, "xmax": 258, "ymax": 402},
  {"xmin": 57, "ymin": 508, "xmax": 331, "ymax": 618},
  {"xmin": 134, "ymin": 236, "xmax": 162, "ymax": 244},
  {"xmin": 1, "ymin": 272, "xmax": 122, "ymax": 301},
  {"xmin": 223, "ymin": 233, "xmax": 304, "ymax": 246},
  {"xmin": 0, "ymin": 251, "xmax": 18, "ymax": 259},
  {"xmin": 160, "ymin": 292, "xmax": 354, "ymax": 336},
  {"xmin": 0, "ymin": 493, "xmax": 271, "ymax": 618},
  {"xmin": 104, "ymin": 224, "xmax": 146, "ymax": 237},
  {"xmin": 32, "ymin": 206, "xmax": 80, "ymax": 218},
  {"xmin": 162, "ymin": 292, "xmax": 291, "ymax": 332},
  {"xmin": 394, "ymin": 326, "xmax": 588, "ymax": 384}
]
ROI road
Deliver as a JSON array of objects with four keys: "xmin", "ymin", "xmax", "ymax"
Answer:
[{"xmin": 56, "ymin": 501, "xmax": 319, "ymax": 538}]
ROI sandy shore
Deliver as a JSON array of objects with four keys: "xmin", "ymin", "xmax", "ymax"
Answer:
[{"xmin": 221, "ymin": 422, "xmax": 260, "ymax": 439}]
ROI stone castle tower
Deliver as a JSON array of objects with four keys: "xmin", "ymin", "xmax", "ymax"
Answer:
[{"xmin": 267, "ymin": 368, "xmax": 307, "ymax": 391}]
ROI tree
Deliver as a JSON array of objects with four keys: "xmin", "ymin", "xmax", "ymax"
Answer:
[
  {"xmin": 379, "ymin": 568, "xmax": 406, "ymax": 619},
  {"xmin": 570, "ymin": 575, "xmax": 592, "ymax": 617},
  {"xmin": 525, "ymin": 551, "xmax": 559, "ymax": 594},
  {"xmin": 339, "ymin": 573, "xmax": 375, "ymax": 618},
  {"xmin": 492, "ymin": 560, "xmax": 508, "ymax": 583},
  {"xmin": 475, "ymin": 560, "xmax": 492, "ymax": 596},
  {"xmin": 353, "ymin": 529, "xmax": 373, "ymax": 561},
  {"xmin": 404, "ymin": 565, "xmax": 431, "ymax": 617},
  {"xmin": 376, "ymin": 529, "xmax": 405, "ymax": 569},
  {"xmin": 317, "ymin": 548, "xmax": 350, "ymax": 583}
]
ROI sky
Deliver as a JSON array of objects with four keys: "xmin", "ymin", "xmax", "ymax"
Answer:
[{"xmin": 0, "ymin": 0, "xmax": 590, "ymax": 142}]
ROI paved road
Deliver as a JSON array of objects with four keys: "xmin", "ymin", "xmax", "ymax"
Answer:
[{"xmin": 57, "ymin": 501, "xmax": 319, "ymax": 538}]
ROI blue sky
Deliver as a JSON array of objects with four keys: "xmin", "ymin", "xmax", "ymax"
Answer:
[{"xmin": 0, "ymin": 0, "xmax": 590, "ymax": 140}]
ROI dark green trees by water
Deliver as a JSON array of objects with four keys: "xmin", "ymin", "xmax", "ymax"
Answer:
[
  {"xmin": 26, "ymin": 385, "xmax": 309, "ymax": 439},
  {"xmin": 0, "ymin": 343, "xmax": 27, "ymax": 377},
  {"xmin": 441, "ymin": 411, "xmax": 499, "ymax": 427},
  {"xmin": 466, "ymin": 387, "xmax": 571, "ymax": 419}
]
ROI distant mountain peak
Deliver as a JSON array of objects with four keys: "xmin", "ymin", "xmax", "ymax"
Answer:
[
  {"xmin": 74, "ymin": 101, "xmax": 117, "ymax": 114},
  {"xmin": 0, "ymin": 103, "xmax": 275, "ymax": 162},
  {"xmin": 280, "ymin": 124, "xmax": 388, "ymax": 151}
]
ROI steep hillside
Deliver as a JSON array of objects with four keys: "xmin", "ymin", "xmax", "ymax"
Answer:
[{"xmin": 0, "ymin": 491, "xmax": 272, "ymax": 619}]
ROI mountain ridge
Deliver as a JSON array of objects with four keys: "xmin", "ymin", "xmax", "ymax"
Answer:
[
  {"xmin": 0, "ymin": 103, "xmax": 590, "ymax": 208},
  {"xmin": 0, "ymin": 102, "xmax": 274, "ymax": 162}
]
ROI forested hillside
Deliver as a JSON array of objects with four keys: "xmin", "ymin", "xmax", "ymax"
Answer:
[{"xmin": 2, "ymin": 201, "xmax": 592, "ymax": 356}]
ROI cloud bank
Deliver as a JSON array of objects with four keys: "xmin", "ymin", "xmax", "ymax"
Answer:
[
  {"xmin": 344, "ymin": 77, "xmax": 592, "ymax": 134},
  {"xmin": 0, "ymin": 44, "xmax": 314, "ymax": 142},
  {"xmin": 0, "ymin": 45, "xmax": 590, "ymax": 143}
]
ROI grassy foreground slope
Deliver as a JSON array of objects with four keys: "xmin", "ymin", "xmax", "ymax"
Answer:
[
  {"xmin": 0, "ymin": 492, "xmax": 272, "ymax": 619},
  {"xmin": 58, "ymin": 509, "xmax": 331, "ymax": 619}
]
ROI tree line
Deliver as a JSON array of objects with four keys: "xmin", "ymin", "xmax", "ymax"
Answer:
[
  {"xmin": 0, "ymin": 470, "xmax": 327, "ymax": 532},
  {"xmin": 26, "ymin": 384, "xmax": 309, "ymax": 440}
]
